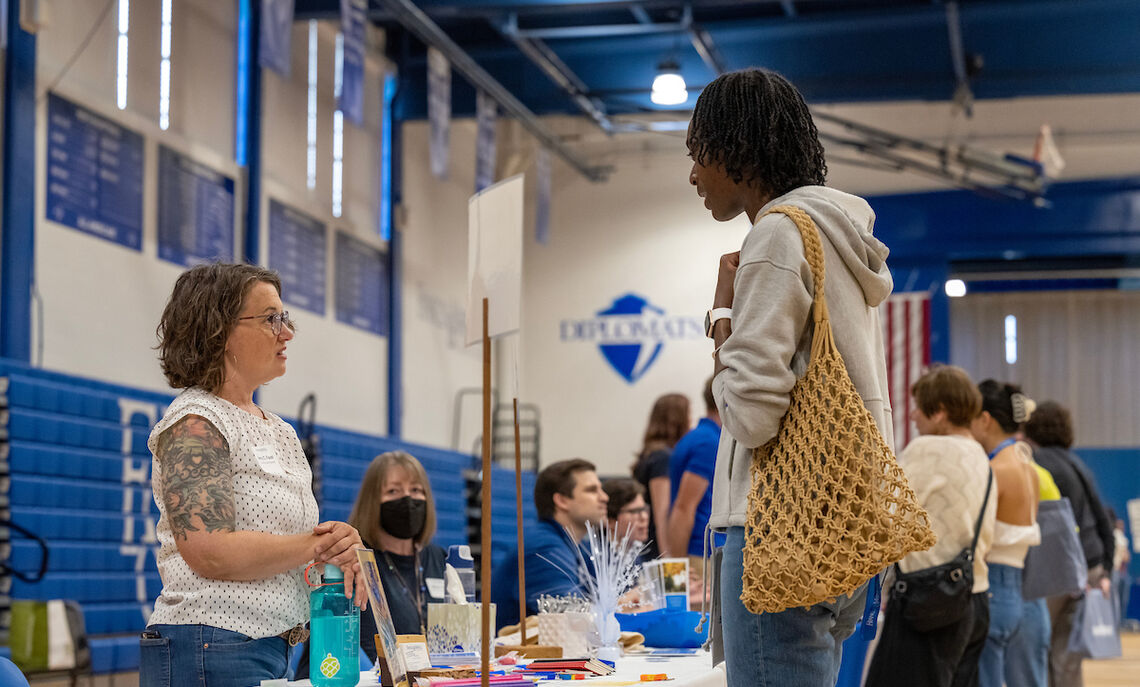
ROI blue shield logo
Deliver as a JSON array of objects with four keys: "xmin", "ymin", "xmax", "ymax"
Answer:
[{"xmin": 597, "ymin": 294, "xmax": 664, "ymax": 384}]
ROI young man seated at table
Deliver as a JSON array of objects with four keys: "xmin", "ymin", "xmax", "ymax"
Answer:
[{"xmin": 492, "ymin": 459, "xmax": 609, "ymax": 630}]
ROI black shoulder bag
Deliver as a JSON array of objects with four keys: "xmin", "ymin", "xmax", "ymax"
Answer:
[{"xmin": 891, "ymin": 470, "xmax": 993, "ymax": 632}]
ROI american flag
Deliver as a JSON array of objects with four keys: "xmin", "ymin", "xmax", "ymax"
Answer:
[{"xmin": 882, "ymin": 292, "xmax": 932, "ymax": 452}]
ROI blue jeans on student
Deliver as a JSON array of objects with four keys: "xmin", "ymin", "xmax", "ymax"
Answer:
[
  {"xmin": 139, "ymin": 624, "xmax": 293, "ymax": 687},
  {"xmin": 978, "ymin": 564, "xmax": 1025, "ymax": 687},
  {"xmin": 720, "ymin": 527, "xmax": 869, "ymax": 687},
  {"xmin": 1005, "ymin": 597, "xmax": 1049, "ymax": 687}
]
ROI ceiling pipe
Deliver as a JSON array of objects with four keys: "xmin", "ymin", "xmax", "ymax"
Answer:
[
  {"xmin": 513, "ymin": 19, "xmax": 687, "ymax": 40},
  {"xmin": 499, "ymin": 14, "xmax": 615, "ymax": 134},
  {"xmin": 375, "ymin": 0, "xmax": 611, "ymax": 182},
  {"xmin": 688, "ymin": 24, "xmax": 727, "ymax": 75}
]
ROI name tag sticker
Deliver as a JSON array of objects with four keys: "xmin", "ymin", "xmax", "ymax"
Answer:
[
  {"xmin": 251, "ymin": 445, "xmax": 285, "ymax": 475},
  {"xmin": 425, "ymin": 577, "xmax": 445, "ymax": 599}
]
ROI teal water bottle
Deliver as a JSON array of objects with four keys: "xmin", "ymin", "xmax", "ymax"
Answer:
[{"xmin": 309, "ymin": 564, "xmax": 360, "ymax": 686}]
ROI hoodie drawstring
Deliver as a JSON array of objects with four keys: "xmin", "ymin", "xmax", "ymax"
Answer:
[{"xmin": 695, "ymin": 522, "xmax": 714, "ymax": 642}]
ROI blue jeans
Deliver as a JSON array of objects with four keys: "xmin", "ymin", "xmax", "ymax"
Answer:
[
  {"xmin": 1005, "ymin": 597, "xmax": 1049, "ymax": 687},
  {"xmin": 139, "ymin": 624, "xmax": 293, "ymax": 687},
  {"xmin": 720, "ymin": 527, "xmax": 869, "ymax": 687},
  {"xmin": 978, "ymin": 564, "xmax": 1024, "ymax": 687}
]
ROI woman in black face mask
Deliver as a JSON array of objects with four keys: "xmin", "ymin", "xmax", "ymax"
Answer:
[{"xmin": 347, "ymin": 451, "xmax": 449, "ymax": 659}]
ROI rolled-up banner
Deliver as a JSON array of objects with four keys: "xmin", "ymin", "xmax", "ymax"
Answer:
[
  {"xmin": 258, "ymin": 0, "xmax": 294, "ymax": 77},
  {"xmin": 535, "ymin": 147, "xmax": 551, "ymax": 245},
  {"xmin": 475, "ymin": 91, "xmax": 497, "ymax": 193},
  {"xmin": 428, "ymin": 47, "xmax": 451, "ymax": 180},
  {"xmin": 338, "ymin": 0, "xmax": 366, "ymax": 126}
]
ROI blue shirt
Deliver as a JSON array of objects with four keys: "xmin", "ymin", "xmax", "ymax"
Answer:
[
  {"xmin": 669, "ymin": 418, "xmax": 726, "ymax": 556},
  {"xmin": 490, "ymin": 518, "xmax": 594, "ymax": 630}
]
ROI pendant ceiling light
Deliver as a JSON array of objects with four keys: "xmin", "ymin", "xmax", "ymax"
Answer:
[{"xmin": 651, "ymin": 60, "xmax": 688, "ymax": 106}]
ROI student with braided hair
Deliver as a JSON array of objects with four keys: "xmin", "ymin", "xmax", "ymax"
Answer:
[{"xmin": 688, "ymin": 68, "xmax": 895, "ymax": 687}]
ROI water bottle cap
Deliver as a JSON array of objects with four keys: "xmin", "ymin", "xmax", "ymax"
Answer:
[
  {"xmin": 322, "ymin": 564, "xmax": 344, "ymax": 581},
  {"xmin": 447, "ymin": 545, "xmax": 473, "ymax": 567}
]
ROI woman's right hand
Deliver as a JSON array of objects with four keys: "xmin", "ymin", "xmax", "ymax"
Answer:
[
  {"xmin": 313, "ymin": 521, "xmax": 369, "ymax": 608},
  {"xmin": 313, "ymin": 521, "xmax": 363, "ymax": 566}
]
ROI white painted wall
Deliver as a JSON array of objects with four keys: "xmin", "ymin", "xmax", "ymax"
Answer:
[
  {"xmin": 24, "ymin": 1, "xmax": 1140, "ymax": 461},
  {"xmin": 398, "ymin": 119, "xmax": 483, "ymax": 449},
  {"xmin": 399, "ymin": 93, "xmax": 1140, "ymax": 474},
  {"xmin": 33, "ymin": 1, "xmax": 392, "ymax": 435}
]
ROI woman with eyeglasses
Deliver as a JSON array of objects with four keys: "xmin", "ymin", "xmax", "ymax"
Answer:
[
  {"xmin": 140, "ymin": 263, "xmax": 367, "ymax": 687},
  {"xmin": 604, "ymin": 478, "xmax": 651, "ymax": 550}
]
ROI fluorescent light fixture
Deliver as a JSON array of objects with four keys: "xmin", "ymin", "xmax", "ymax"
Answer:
[
  {"xmin": 116, "ymin": 0, "xmax": 129, "ymax": 110},
  {"xmin": 307, "ymin": 20, "xmax": 318, "ymax": 190},
  {"xmin": 651, "ymin": 61, "xmax": 687, "ymax": 106},
  {"xmin": 159, "ymin": 0, "xmax": 172, "ymax": 130},
  {"xmin": 944, "ymin": 279, "xmax": 967, "ymax": 298},
  {"xmin": 1004, "ymin": 314, "xmax": 1018, "ymax": 365},
  {"xmin": 332, "ymin": 33, "xmax": 343, "ymax": 217}
]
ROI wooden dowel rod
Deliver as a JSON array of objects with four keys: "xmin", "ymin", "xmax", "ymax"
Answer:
[
  {"xmin": 480, "ymin": 298, "xmax": 491, "ymax": 687},
  {"xmin": 514, "ymin": 397, "xmax": 526, "ymax": 642}
]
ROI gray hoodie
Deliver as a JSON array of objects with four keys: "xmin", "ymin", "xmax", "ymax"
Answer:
[{"xmin": 709, "ymin": 185, "xmax": 895, "ymax": 530}]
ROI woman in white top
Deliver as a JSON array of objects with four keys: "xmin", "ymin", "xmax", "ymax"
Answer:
[
  {"xmin": 971, "ymin": 380, "xmax": 1041, "ymax": 687},
  {"xmin": 140, "ymin": 264, "xmax": 367, "ymax": 687},
  {"xmin": 866, "ymin": 365, "xmax": 996, "ymax": 687}
]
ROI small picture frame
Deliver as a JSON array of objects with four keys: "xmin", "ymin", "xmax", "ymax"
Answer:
[
  {"xmin": 645, "ymin": 558, "xmax": 690, "ymax": 611},
  {"xmin": 356, "ymin": 548, "xmax": 408, "ymax": 686}
]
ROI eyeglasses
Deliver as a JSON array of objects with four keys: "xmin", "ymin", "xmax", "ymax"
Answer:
[
  {"xmin": 619, "ymin": 506, "xmax": 650, "ymax": 517},
  {"xmin": 236, "ymin": 310, "xmax": 295, "ymax": 337}
]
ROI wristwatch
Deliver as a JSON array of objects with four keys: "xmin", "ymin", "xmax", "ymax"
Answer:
[{"xmin": 705, "ymin": 308, "xmax": 732, "ymax": 338}]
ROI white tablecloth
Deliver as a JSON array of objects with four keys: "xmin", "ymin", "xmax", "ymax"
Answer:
[{"xmin": 283, "ymin": 652, "xmax": 726, "ymax": 687}]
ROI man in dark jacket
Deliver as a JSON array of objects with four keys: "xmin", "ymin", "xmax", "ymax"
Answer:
[{"xmin": 1024, "ymin": 401, "xmax": 1114, "ymax": 687}]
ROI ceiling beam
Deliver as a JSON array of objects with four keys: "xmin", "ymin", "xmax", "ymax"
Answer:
[
  {"xmin": 688, "ymin": 24, "xmax": 726, "ymax": 75},
  {"xmin": 376, "ymin": 0, "xmax": 611, "ymax": 182},
  {"xmin": 499, "ymin": 14, "xmax": 615, "ymax": 133}
]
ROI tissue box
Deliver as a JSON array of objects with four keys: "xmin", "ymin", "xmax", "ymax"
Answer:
[
  {"xmin": 426, "ymin": 603, "xmax": 496, "ymax": 654},
  {"xmin": 537, "ymin": 612, "xmax": 594, "ymax": 657}
]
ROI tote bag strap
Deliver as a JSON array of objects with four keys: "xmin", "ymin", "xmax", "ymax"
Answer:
[
  {"xmin": 761, "ymin": 205, "xmax": 839, "ymax": 362},
  {"xmin": 969, "ymin": 470, "xmax": 994, "ymax": 557}
]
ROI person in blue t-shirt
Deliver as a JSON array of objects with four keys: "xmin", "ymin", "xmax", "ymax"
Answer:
[
  {"xmin": 666, "ymin": 378, "xmax": 725, "ymax": 564},
  {"xmin": 492, "ymin": 459, "xmax": 608, "ymax": 631}
]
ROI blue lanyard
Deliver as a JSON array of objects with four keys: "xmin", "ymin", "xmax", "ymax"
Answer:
[
  {"xmin": 859, "ymin": 573, "xmax": 882, "ymax": 639},
  {"xmin": 988, "ymin": 437, "xmax": 1017, "ymax": 460}
]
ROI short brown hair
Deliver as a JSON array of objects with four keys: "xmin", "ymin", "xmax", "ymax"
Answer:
[
  {"xmin": 535, "ymin": 458, "xmax": 595, "ymax": 520},
  {"xmin": 911, "ymin": 365, "xmax": 981, "ymax": 428},
  {"xmin": 156, "ymin": 263, "xmax": 283, "ymax": 392},
  {"xmin": 603, "ymin": 477, "xmax": 645, "ymax": 521},
  {"xmin": 1024, "ymin": 401, "xmax": 1074, "ymax": 449},
  {"xmin": 348, "ymin": 451, "xmax": 438, "ymax": 549}
]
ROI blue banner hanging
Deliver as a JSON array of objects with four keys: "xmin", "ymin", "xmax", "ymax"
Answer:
[
  {"xmin": 339, "ymin": 0, "xmax": 366, "ymax": 126},
  {"xmin": 535, "ymin": 147, "xmax": 551, "ymax": 245},
  {"xmin": 475, "ymin": 90, "xmax": 497, "ymax": 193},
  {"xmin": 427, "ymin": 46, "xmax": 450, "ymax": 180},
  {"xmin": 258, "ymin": 0, "xmax": 294, "ymax": 77}
]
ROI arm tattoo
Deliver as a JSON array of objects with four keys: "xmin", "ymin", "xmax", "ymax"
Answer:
[{"xmin": 155, "ymin": 415, "xmax": 236, "ymax": 541}]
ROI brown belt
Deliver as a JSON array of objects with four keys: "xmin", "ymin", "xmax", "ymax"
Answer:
[{"xmin": 278, "ymin": 624, "xmax": 309, "ymax": 646}]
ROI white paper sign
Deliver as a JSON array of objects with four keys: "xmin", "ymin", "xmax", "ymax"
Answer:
[{"xmin": 466, "ymin": 174, "xmax": 523, "ymax": 346}]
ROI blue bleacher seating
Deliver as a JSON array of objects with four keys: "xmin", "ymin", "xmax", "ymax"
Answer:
[{"xmin": 0, "ymin": 359, "xmax": 520, "ymax": 675}]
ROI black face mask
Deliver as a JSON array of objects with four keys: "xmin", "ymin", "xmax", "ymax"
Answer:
[{"xmin": 381, "ymin": 496, "xmax": 427, "ymax": 540}]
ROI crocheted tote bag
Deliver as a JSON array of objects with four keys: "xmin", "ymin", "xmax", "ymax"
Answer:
[{"xmin": 740, "ymin": 205, "xmax": 936, "ymax": 614}]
